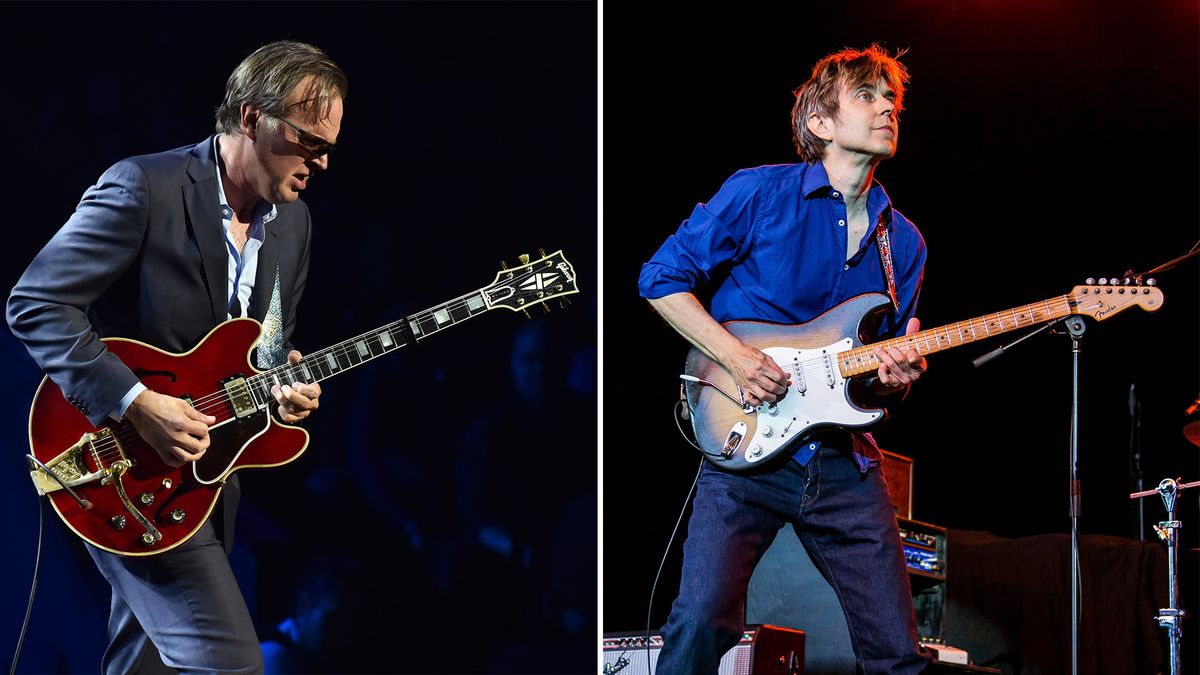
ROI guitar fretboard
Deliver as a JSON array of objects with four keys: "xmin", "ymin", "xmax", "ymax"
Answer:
[
  {"xmin": 838, "ymin": 295, "xmax": 1075, "ymax": 378},
  {"xmin": 243, "ymin": 290, "xmax": 491, "ymax": 405}
]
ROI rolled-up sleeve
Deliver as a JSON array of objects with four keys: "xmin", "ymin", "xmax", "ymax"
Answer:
[{"xmin": 638, "ymin": 169, "xmax": 762, "ymax": 299}]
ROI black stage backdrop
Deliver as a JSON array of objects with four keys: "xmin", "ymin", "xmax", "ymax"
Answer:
[
  {"xmin": 602, "ymin": 0, "xmax": 1199, "ymax": 664},
  {"xmin": 0, "ymin": 3, "xmax": 596, "ymax": 673}
]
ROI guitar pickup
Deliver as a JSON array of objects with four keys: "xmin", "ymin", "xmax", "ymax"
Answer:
[{"xmin": 222, "ymin": 376, "xmax": 257, "ymax": 419}]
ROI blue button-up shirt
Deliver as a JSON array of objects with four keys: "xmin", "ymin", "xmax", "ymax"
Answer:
[{"xmin": 638, "ymin": 161, "xmax": 926, "ymax": 468}]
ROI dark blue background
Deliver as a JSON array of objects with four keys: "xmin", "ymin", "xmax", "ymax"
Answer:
[{"xmin": 1, "ymin": 2, "xmax": 596, "ymax": 673}]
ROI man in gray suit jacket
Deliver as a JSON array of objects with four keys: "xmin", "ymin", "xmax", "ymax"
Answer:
[{"xmin": 7, "ymin": 41, "xmax": 345, "ymax": 673}]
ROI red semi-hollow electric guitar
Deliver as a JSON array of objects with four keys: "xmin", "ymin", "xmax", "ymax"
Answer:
[{"xmin": 27, "ymin": 250, "xmax": 578, "ymax": 556}]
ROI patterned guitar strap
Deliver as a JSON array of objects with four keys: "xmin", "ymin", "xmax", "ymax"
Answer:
[
  {"xmin": 256, "ymin": 266, "xmax": 286, "ymax": 369},
  {"xmin": 874, "ymin": 211, "xmax": 899, "ymax": 313}
]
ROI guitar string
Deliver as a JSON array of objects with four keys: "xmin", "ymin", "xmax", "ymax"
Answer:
[
  {"xmin": 136, "ymin": 281, "xmax": 551, "ymax": 416},
  {"xmin": 89, "ymin": 324, "xmax": 400, "ymax": 464},
  {"xmin": 87, "ymin": 291, "xmax": 499, "ymax": 464},
  {"xmin": 835, "ymin": 297, "xmax": 1075, "ymax": 376},
  {"xmin": 780, "ymin": 296, "xmax": 1076, "ymax": 382},
  {"xmin": 835, "ymin": 297, "xmax": 1077, "ymax": 377}
]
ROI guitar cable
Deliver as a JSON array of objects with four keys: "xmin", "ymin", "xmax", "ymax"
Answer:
[
  {"xmin": 619, "ymin": 397, "xmax": 706, "ymax": 675},
  {"xmin": 675, "ymin": 380, "xmax": 743, "ymax": 463},
  {"xmin": 9, "ymin": 477, "xmax": 44, "ymax": 675}
]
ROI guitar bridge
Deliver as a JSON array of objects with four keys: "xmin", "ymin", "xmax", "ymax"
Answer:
[
  {"xmin": 29, "ymin": 428, "xmax": 125, "ymax": 495},
  {"xmin": 222, "ymin": 376, "xmax": 257, "ymax": 418}
]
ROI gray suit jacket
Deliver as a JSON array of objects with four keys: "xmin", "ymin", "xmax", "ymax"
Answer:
[{"xmin": 8, "ymin": 136, "xmax": 312, "ymax": 428}]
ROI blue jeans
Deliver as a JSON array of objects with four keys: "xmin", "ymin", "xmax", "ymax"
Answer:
[
  {"xmin": 87, "ymin": 519, "xmax": 263, "ymax": 674},
  {"xmin": 657, "ymin": 446, "xmax": 929, "ymax": 675}
]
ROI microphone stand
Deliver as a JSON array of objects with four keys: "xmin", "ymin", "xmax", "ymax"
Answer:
[
  {"xmin": 1130, "ymin": 478, "xmax": 1198, "ymax": 675},
  {"xmin": 974, "ymin": 313, "xmax": 1087, "ymax": 675},
  {"xmin": 1064, "ymin": 316, "xmax": 1086, "ymax": 675}
]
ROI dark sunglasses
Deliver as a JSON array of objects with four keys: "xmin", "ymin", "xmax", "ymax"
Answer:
[{"xmin": 275, "ymin": 116, "xmax": 337, "ymax": 157}]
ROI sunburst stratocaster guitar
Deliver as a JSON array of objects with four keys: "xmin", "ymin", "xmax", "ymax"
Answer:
[
  {"xmin": 684, "ymin": 280, "xmax": 1163, "ymax": 472},
  {"xmin": 27, "ymin": 250, "xmax": 578, "ymax": 555}
]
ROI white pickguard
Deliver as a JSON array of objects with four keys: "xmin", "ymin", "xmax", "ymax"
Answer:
[{"xmin": 739, "ymin": 339, "xmax": 883, "ymax": 464}]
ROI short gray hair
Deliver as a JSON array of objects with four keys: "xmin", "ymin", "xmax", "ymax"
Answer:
[{"xmin": 215, "ymin": 41, "xmax": 347, "ymax": 135}]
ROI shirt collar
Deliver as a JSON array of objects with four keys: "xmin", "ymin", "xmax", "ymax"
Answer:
[
  {"xmin": 801, "ymin": 160, "xmax": 834, "ymax": 198},
  {"xmin": 213, "ymin": 137, "xmax": 277, "ymax": 238},
  {"xmin": 802, "ymin": 161, "xmax": 894, "ymax": 229}
]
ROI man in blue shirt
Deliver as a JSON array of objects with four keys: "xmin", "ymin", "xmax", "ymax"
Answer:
[{"xmin": 639, "ymin": 45, "xmax": 930, "ymax": 673}]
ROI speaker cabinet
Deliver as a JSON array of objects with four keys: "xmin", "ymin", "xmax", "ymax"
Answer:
[
  {"xmin": 881, "ymin": 449, "xmax": 913, "ymax": 519},
  {"xmin": 602, "ymin": 624, "xmax": 804, "ymax": 675}
]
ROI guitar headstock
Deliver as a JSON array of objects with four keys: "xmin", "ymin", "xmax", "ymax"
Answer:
[
  {"xmin": 1068, "ymin": 277, "xmax": 1163, "ymax": 320},
  {"xmin": 483, "ymin": 249, "xmax": 580, "ymax": 314}
]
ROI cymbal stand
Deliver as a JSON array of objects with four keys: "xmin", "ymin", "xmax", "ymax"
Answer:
[{"xmin": 1130, "ymin": 477, "xmax": 1200, "ymax": 675}]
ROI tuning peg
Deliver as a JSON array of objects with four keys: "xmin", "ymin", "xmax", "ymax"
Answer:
[
  {"xmin": 1098, "ymin": 277, "xmax": 1108, "ymax": 285},
  {"xmin": 518, "ymin": 253, "xmax": 530, "ymax": 266},
  {"xmin": 500, "ymin": 261, "xmax": 509, "ymax": 271},
  {"xmin": 558, "ymin": 297, "xmax": 572, "ymax": 309},
  {"xmin": 1123, "ymin": 277, "xmax": 1132, "ymax": 285},
  {"xmin": 1146, "ymin": 278, "xmax": 1156, "ymax": 287},
  {"xmin": 1110, "ymin": 277, "xmax": 1121, "ymax": 285},
  {"xmin": 540, "ymin": 303, "xmax": 550, "ymax": 314},
  {"xmin": 521, "ymin": 309, "xmax": 532, "ymax": 319},
  {"xmin": 1085, "ymin": 277, "xmax": 1096, "ymax": 285},
  {"xmin": 538, "ymin": 248, "xmax": 546, "ymax": 258}
]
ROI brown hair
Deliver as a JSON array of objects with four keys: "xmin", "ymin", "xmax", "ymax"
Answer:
[
  {"xmin": 215, "ymin": 41, "xmax": 347, "ymax": 135},
  {"xmin": 791, "ymin": 44, "xmax": 909, "ymax": 163}
]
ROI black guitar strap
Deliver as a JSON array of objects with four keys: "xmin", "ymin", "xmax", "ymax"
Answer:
[{"xmin": 874, "ymin": 211, "xmax": 899, "ymax": 312}]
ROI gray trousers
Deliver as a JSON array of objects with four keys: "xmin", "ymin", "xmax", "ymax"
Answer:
[{"xmin": 87, "ymin": 512, "xmax": 262, "ymax": 674}]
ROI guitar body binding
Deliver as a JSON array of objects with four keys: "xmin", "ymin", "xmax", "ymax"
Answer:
[{"xmin": 28, "ymin": 319, "xmax": 309, "ymax": 556}]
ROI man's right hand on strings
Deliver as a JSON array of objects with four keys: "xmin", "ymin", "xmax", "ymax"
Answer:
[
  {"xmin": 720, "ymin": 341, "xmax": 789, "ymax": 408},
  {"xmin": 125, "ymin": 389, "xmax": 216, "ymax": 467}
]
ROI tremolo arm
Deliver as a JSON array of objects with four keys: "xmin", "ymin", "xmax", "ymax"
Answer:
[{"xmin": 29, "ymin": 428, "xmax": 162, "ymax": 547}]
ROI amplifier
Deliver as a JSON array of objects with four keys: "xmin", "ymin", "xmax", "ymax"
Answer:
[
  {"xmin": 602, "ymin": 625, "xmax": 804, "ymax": 675},
  {"xmin": 898, "ymin": 517, "xmax": 947, "ymax": 577},
  {"xmin": 897, "ymin": 517, "xmax": 948, "ymax": 640}
]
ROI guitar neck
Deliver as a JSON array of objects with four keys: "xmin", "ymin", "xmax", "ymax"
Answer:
[
  {"xmin": 838, "ymin": 294, "xmax": 1075, "ymax": 378},
  {"xmin": 243, "ymin": 289, "xmax": 492, "ymax": 404}
]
